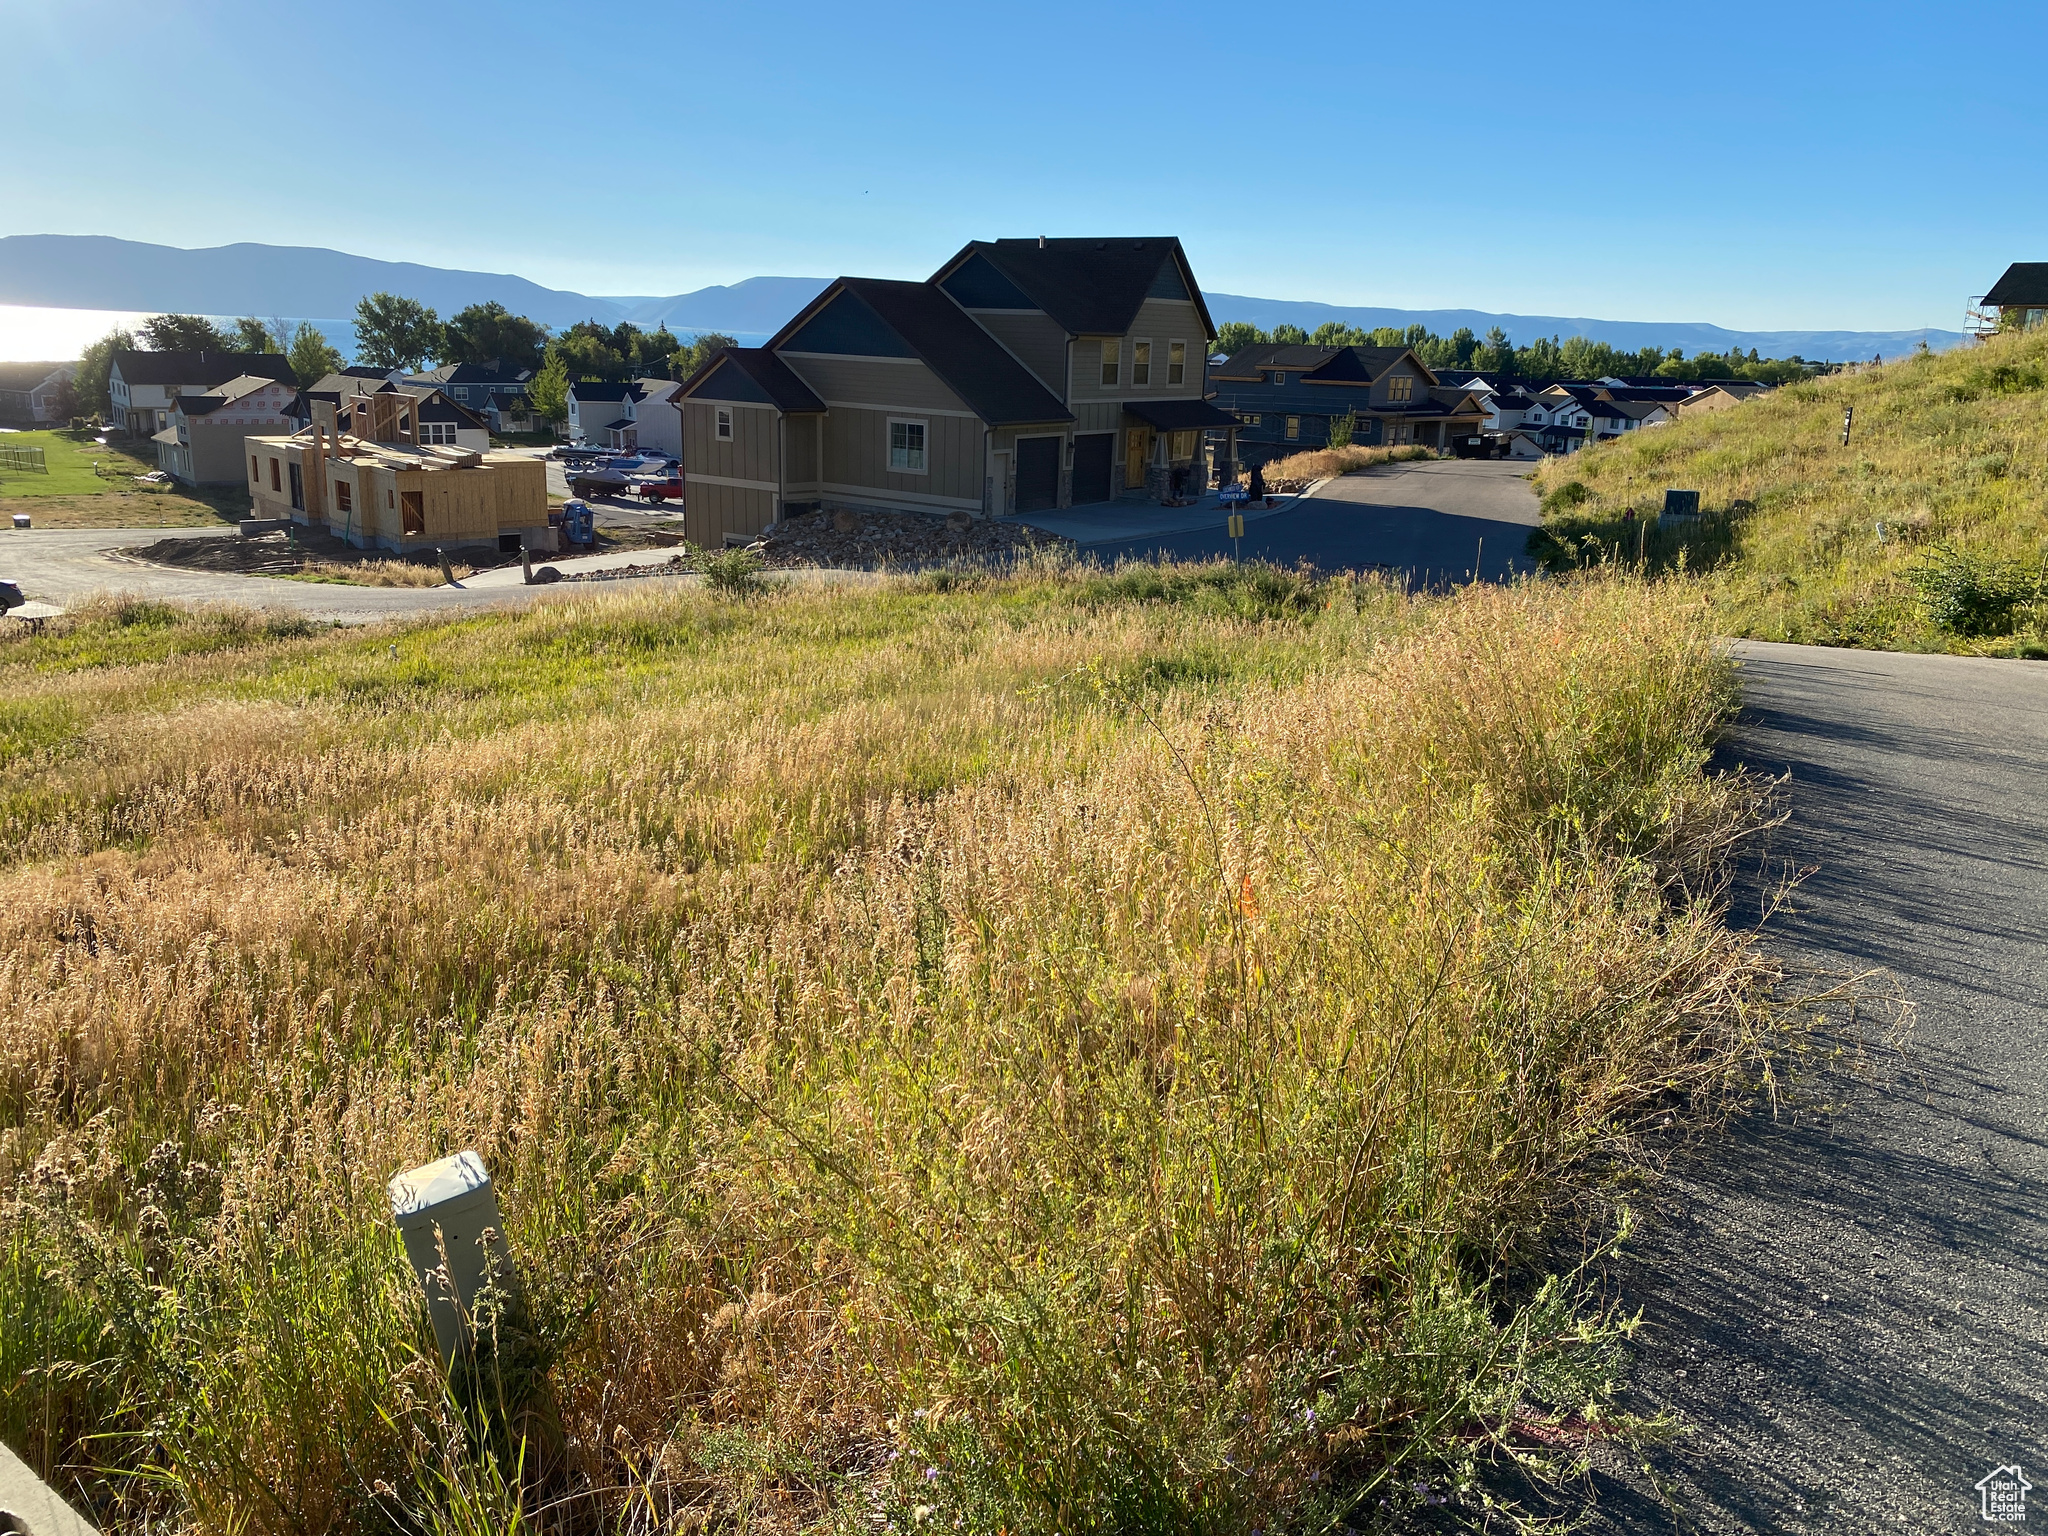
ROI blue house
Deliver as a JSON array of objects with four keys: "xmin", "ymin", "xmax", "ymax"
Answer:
[{"xmin": 1207, "ymin": 343, "xmax": 1488, "ymax": 465}]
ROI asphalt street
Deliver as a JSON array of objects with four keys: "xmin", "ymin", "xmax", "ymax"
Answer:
[
  {"xmin": 1571, "ymin": 642, "xmax": 2048, "ymax": 1533},
  {"xmin": 1083, "ymin": 457, "xmax": 1543, "ymax": 581}
]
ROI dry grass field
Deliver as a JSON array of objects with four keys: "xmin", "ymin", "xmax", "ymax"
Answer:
[{"xmin": 1, "ymin": 566, "xmax": 1789, "ymax": 1534}]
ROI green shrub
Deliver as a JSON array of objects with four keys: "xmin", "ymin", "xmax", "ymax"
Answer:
[
  {"xmin": 1908, "ymin": 544, "xmax": 2038, "ymax": 636},
  {"xmin": 701, "ymin": 546, "xmax": 766, "ymax": 599}
]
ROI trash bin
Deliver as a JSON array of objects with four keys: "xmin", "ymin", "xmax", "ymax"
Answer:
[{"xmin": 11, "ymin": 514, "xmax": 29, "ymax": 530}]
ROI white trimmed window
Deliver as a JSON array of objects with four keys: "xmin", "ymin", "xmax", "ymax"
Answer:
[
  {"xmin": 1100, "ymin": 339, "xmax": 1120, "ymax": 387},
  {"xmin": 888, "ymin": 417, "xmax": 928, "ymax": 473},
  {"xmin": 715, "ymin": 407, "xmax": 733, "ymax": 440},
  {"xmin": 419, "ymin": 422, "xmax": 458, "ymax": 445},
  {"xmin": 1386, "ymin": 374, "xmax": 1414, "ymax": 402},
  {"xmin": 1271, "ymin": 371, "xmax": 1286, "ymax": 387},
  {"xmin": 1132, "ymin": 339, "xmax": 1152, "ymax": 386},
  {"xmin": 1168, "ymin": 341, "xmax": 1186, "ymax": 386}
]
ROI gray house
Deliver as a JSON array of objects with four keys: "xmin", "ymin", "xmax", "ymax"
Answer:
[{"xmin": 673, "ymin": 236, "xmax": 1233, "ymax": 546}]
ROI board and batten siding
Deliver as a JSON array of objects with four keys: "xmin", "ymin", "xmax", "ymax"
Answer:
[
  {"xmin": 1072, "ymin": 298, "xmax": 1209, "ymax": 403},
  {"xmin": 823, "ymin": 406, "xmax": 982, "ymax": 509},
  {"xmin": 688, "ymin": 480, "xmax": 779, "ymax": 547},
  {"xmin": 966, "ymin": 312, "xmax": 1071, "ymax": 398},
  {"xmin": 784, "ymin": 414, "xmax": 819, "ymax": 488},
  {"xmin": 683, "ymin": 399, "xmax": 781, "ymax": 487}
]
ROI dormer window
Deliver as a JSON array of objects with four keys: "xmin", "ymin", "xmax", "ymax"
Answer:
[{"xmin": 1386, "ymin": 375, "xmax": 1415, "ymax": 403}]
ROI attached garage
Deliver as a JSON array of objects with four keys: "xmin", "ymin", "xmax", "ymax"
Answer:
[
  {"xmin": 1016, "ymin": 435, "xmax": 1061, "ymax": 513},
  {"xmin": 1071, "ymin": 431, "xmax": 1114, "ymax": 505}
]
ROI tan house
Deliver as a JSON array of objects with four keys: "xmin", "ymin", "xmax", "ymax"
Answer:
[
  {"xmin": 154, "ymin": 374, "xmax": 298, "ymax": 485},
  {"xmin": 244, "ymin": 394, "xmax": 548, "ymax": 554},
  {"xmin": 1673, "ymin": 382, "xmax": 1770, "ymax": 417},
  {"xmin": 672, "ymin": 236, "xmax": 1234, "ymax": 546}
]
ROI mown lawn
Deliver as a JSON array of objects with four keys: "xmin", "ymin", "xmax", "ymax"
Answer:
[
  {"xmin": 1528, "ymin": 327, "xmax": 2048, "ymax": 654},
  {"xmin": 1, "ymin": 566, "xmax": 1790, "ymax": 1536},
  {"xmin": 0, "ymin": 429, "xmax": 242, "ymax": 526}
]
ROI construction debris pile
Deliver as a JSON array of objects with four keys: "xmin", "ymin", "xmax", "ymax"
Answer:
[{"xmin": 750, "ymin": 508, "xmax": 1066, "ymax": 569}]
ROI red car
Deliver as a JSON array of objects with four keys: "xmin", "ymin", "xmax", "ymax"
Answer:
[{"xmin": 636, "ymin": 477, "xmax": 685, "ymax": 503}]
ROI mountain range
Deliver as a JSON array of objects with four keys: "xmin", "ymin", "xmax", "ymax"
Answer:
[{"xmin": 0, "ymin": 234, "xmax": 1962, "ymax": 362}]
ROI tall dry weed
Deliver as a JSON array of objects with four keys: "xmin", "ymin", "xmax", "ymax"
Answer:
[{"xmin": 0, "ymin": 569, "xmax": 1787, "ymax": 1535}]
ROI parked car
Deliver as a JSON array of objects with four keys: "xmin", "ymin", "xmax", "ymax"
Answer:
[
  {"xmin": 0, "ymin": 579, "xmax": 24, "ymax": 612},
  {"xmin": 636, "ymin": 477, "xmax": 685, "ymax": 503}
]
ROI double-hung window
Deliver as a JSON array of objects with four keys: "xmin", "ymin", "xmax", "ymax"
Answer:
[
  {"xmin": 1100, "ymin": 339, "xmax": 1121, "ymax": 386},
  {"xmin": 889, "ymin": 418, "xmax": 928, "ymax": 473},
  {"xmin": 715, "ymin": 407, "xmax": 733, "ymax": 441},
  {"xmin": 1285, "ymin": 416, "xmax": 1300, "ymax": 440},
  {"xmin": 1132, "ymin": 340, "xmax": 1152, "ymax": 386},
  {"xmin": 1167, "ymin": 341, "xmax": 1186, "ymax": 386},
  {"xmin": 1386, "ymin": 374, "xmax": 1414, "ymax": 403}
]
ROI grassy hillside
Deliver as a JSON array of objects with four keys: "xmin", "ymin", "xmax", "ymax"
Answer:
[
  {"xmin": 0, "ymin": 428, "xmax": 243, "ymax": 527},
  {"xmin": 1530, "ymin": 328, "xmax": 2048, "ymax": 653},
  {"xmin": 2, "ymin": 570, "xmax": 1786, "ymax": 1535}
]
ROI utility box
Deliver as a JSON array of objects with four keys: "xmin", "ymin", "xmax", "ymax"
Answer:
[
  {"xmin": 387, "ymin": 1150, "xmax": 515, "ymax": 1363},
  {"xmin": 1662, "ymin": 489, "xmax": 1701, "ymax": 519}
]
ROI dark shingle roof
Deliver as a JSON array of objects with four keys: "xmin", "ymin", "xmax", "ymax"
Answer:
[
  {"xmin": 113, "ymin": 350, "xmax": 296, "ymax": 388},
  {"xmin": 938, "ymin": 237, "xmax": 1214, "ymax": 340},
  {"xmin": 1212, "ymin": 343, "xmax": 1427, "ymax": 386},
  {"xmin": 0, "ymin": 362, "xmax": 72, "ymax": 392},
  {"xmin": 569, "ymin": 380, "xmax": 634, "ymax": 402},
  {"xmin": 1983, "ymin": 263, "xmax": 2048, "ymax": 307},
  {"xmin": 410, "ymin": 361, "xmax": 533, "ymax": 386},
  {"xmin": 693, "ymin": 347, "xmax": 827, "ymax": 412},
  {"xmin": 777, "ymin": 278, "xmax": 1071, "ymax": 426}
]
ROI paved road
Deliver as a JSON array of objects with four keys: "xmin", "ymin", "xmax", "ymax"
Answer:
[
  {"xmin": 0, "ymin": 527, "xmax": 547, "ymax": 622},
  {"xmin": 1575, "ymin": 642, "xmax": 2048, "ymax": 1533},
  {"xmin": 1087, "ymin": 457, "xmax": 1541, "ymax": 582}
]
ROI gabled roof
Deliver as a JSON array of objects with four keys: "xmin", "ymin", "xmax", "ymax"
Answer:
[
  {"xmin": 1211, "ymin": 343, "xmax": 1434, "ymax": 388},
  {"xmin": 113, "ymin": 350, "xmax": 296, "ymax": 389},
  {"xmin": 1597, "ymin": 398, "xmax": 1669, "ymax": 421},
  {"xmin": 1983, "ymin": 263, "xmax": 2048, "ymax": 307},
  {"xmin": 170, "ymin": 374, "xmax": 289, "ymax": 416},
  {"xmin": 568, "ymin": 380, "xmax": 635, "ymax": 402},
  {"xmin": 771, "ymin": 278, "xmax": 1072, "ymax": 426},
  {"xmin": 932, "ymin": 236, "xmax": 1215, "ymax": 340},
  {"xmin": 0, "ymin": 361, "xmax": 73, "ymax": 392},
  {"xmin": 678, "ymin": 347, "xmax": 828, "ymax": 413},
  {"xmin": 338, "ymin": 365, "xmax": 400, "ymax": 380},
  {"xmin": 1598, "ymin": 385, "xmax": 1692, "ymax": 402},
  {"xmin": 408, "ymin": 361, "xmax": 534, "ymax": 386}
]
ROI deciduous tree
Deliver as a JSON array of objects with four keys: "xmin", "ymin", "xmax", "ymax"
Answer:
[
  {"xmin": 442, "ymin": 302, "xmax": 549, "ymax": 371},
  {"xmin": 140, "ymin": 314, "xmax": 233, "ymax": 352},
  {"xmin": 353, "ymin": 292, "xmax": 444, "ymax": 372},
  {"xmin": 286, "ymin": 322, "xmax": 345, "ymax": 385}
]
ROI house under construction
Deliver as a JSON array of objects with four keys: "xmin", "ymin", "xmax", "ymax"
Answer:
[{"xmin": 243, "ymin": 394, "xmax": 549, "ymax": 553}]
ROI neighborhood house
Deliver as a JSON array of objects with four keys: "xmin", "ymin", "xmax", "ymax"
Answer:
[
  {"xmin": 108, "ymin": 349, "xmax": 296, "ymax": 437},
  {"xmin": 1208, "ymin": 343, "xmax": 1489, "ymax": 464},
  {"xmin": 673, "ymin": 235, "xmax": 1235, "ymax": 546},
  {"xmin": 154, "ymin": 374, "xmax": 299, "ymax": 485},
  {"xmin": 567, "ymin": 378, "xmax": 685, "ymax": 457},
  {"xmin": 0, "ymin": 362, "xmax": 77, "ymax": 425}
]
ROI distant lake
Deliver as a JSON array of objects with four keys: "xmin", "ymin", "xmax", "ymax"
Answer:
[{"xmin": 0, "ymin": 305, "xmax": 764, "ymax": 364}]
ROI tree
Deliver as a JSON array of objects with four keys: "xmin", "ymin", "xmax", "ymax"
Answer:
[
  {"xmin": 1215, "ymin": 321, "xmax": 1264, "ymax": 356},
  {"xmin": 354, "ymin": 292, "xmax": 444, "ymax": 372},
  {"xmin": 47, "ymin": 375, "xmax": 80, "ymax": 425},
  {"xmin": 232, "ymin": 317, "xmax": 281, "ymax": 353},
  {"xmin": 1327, "ymin": 410, "xmax": 1356, "ymax": 449},
  {"xmin": 674, "ymin": 331, "xmax": 737, "ymax": 380},
  {"xmin": 287, "ymin": 322, "xmax": 345, "ymax": 384},
  {"xmin": 141, "ymin": 313, "xmax": 233, "ymax": 352},
  {"xmin": 528, "ymin": 351, "xmax": 570, "ymax": 424},
  {"xmin": 1270, "ymin": 324, "xmax": 1308, "ymax": 346},
  {"xmin": 442, "ymin": 302, "xmax": 549, "ymax": 371},
  {"xmin": 75, "ymin": 327, "xmax": 135, "ymax": 416}
]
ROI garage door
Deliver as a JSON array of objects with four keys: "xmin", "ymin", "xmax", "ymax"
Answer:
[
  {"xmin": 1016, "ymin": 436, "xmax": 1060, "ymax": 513},
  {"xmin": 1071, "ymin": 432, "xmax": 1113, "ymax": 505}
]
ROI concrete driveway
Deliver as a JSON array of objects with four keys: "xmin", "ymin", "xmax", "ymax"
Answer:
[
  {"xmin": 1083, "ymin": 457, "xmax": 1542, "ymax": 582},
  {"xmin": 1572, "ymin": 642, "xmax": 2048, "ymax": 1533}
]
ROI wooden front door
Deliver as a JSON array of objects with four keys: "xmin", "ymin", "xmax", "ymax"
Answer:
[{"xmin": 1125, "ymin": 427, "xmax": 1153, "ymax": 490}]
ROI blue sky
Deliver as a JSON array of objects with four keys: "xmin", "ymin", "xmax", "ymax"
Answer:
[{"xmin": 4, "ymin": 0, "xmax": 2043, "ymax": 330}]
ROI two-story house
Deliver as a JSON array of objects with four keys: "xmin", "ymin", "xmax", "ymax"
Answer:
[
  {"xmin": 108, "ymin": 350, "xmax": 297, "ymax": 437},
  {"xmin": 287, "ymin": 372, "xmax": 492, "ymax": 453},
  {"xmin": 564, "ymin": 378, "xmax": 686, "ymax": 456},
  {"xmin": 406, "ymin": 360, "xmax": 535, "ymax": 412},
  {"xmin": 1208, "ymin": 344, "xmax": 1488, "ymax": 464},
  {"xmin": 671, "ymin": 236, "xmax": 1234, "ymax": 546},
  {"xmin": 0, "ymin": 362, "xmax": 77, "ymax": 425},
  {"xmin": 155, "ymin": 374, "xmax": 299, "ymax": 484}
]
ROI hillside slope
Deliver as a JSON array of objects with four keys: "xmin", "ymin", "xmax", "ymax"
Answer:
[{"xmin": 1531, "ymin": 328, "xmax": 2048, "ymax": 654}]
